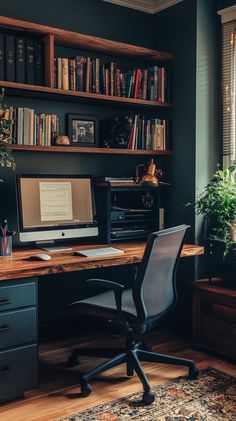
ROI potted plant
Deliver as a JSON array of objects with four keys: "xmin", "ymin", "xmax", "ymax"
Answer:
[
  {"xmin": 194, "ymin": 164, "xmax": 236, "ymax": 245},
  {"xmin": 190, "ymin": 164, "xmax": 236, "ymax": 284},
  {"xmin": 0, "ymin": 88, "xmax": 15, "ymax": 173}
]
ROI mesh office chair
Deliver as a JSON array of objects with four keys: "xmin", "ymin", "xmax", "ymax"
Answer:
[{"xmin": 68, "ymin": 225, "xmax": 199, "ymax": 404}]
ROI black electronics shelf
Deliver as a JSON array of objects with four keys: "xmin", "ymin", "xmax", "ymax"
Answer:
[{"xmin": 95, "ymin": 182, "xmax": 160, "ymax": 243}]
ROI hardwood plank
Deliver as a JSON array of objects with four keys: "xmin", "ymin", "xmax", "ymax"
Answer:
[
  {"xmin": 0, "ymin": 330, "xmax": 234, "ymax": 421},
  {"xmin": 0, "ymin": 15, "xmax": 172, "ymax": 62},
  {"xmin": 0, "ymin": 80, "xmax": 172, "ymax": 108},
  {"xmin": 0, "ymin": 243, "xmax": 204, "ymax": 282},
  {"xmin": 10, "ymin": 144, "xmax": 173, "ymax": 156}
]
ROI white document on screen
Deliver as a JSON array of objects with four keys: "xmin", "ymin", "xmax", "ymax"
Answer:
[{"xmin": 39, "ymin": 182, "xmax": 73, "ymax": 221}]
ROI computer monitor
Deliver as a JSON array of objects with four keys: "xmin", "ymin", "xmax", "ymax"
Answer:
[{"xmin": 16, "ymin": 174, "xmax": 98, "ymax": 249}]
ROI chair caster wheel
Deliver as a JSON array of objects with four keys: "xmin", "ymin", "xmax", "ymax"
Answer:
[
  {"xmin": 189, "ymin": 366, "xmax": 199, "ymax": 380},
  {"xmin": 67, "ymin": 355, "xmax": 80, "ymax": 367},
  {"xmin": 142, "ymin": 390, "xmax": 155, "ymax": 405},
  {"xmin": 81, "ymin": 383, "xmax": 92, "ymax": 397}
]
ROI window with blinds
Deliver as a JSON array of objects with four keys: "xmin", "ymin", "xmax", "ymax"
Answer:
[{"xmin": 222, "ymin": 20, "xmax": 236, "ymax": 162}]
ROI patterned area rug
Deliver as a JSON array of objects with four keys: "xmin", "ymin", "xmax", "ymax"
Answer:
[{"xmin": 56, "ymin": 368, "xmax": 236, "ymax": 421}]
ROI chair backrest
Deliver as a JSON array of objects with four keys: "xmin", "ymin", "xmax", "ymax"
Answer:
[{"xmin": 132, "ymin": 225, "xmax": 190, "ymax": 323}]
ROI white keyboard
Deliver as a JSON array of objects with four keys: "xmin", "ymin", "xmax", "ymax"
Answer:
[{"xmin": 74, "ymin": 247, "xmax": 124, "ymax": 257}]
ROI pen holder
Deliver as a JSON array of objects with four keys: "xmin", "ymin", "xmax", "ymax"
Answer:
[{"xmin": 0, "ymin": 235, "xmax": 12, "ymax": 256}]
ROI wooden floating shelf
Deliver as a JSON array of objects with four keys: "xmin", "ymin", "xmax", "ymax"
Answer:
[
  {"xmin": 0, "ymin": 81, "xmax": 172, "ymax": 108},
  {"xmin": 10, "ymin": 145, "xmax": 173, "ymax": 156},
  {"xmin": 0, "ymin": 15, "xmax": 173, "ymax": 62}
]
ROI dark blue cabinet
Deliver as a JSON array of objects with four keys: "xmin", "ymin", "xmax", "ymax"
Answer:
[{"xmin": 0, "ymin": 278, "xmax": 38, "ymax": 403}]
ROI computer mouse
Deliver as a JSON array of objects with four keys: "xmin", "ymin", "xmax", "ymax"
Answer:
[{"xmin": 29, "ymin": 253, "xmax": 51, "ymax": 261}]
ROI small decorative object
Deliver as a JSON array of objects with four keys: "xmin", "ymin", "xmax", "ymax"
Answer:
[
  {"xmin": 67, "ymin": 114, "xmax": 98, "ymax": 147},
  {"xmin": 191, "ymin": 164, "xmax": 236, "ymax": 249},
  {"xmin": 102, "ymin": 116, "xmax": 133, "ymax": 148},
  {"xmin": 142, "ymin": 191, "xmax": 154, "ymax": 208},
  {"xmin": 136, "ymin": 159, "xmax": 162, "ymax": 186},
  {"xmin": 55, "ymin": 135, "xmax": 70, "ymax": 146},
  {"xmin": 0, "ymin": 88, "xmax": 15, "ymax": 169}
]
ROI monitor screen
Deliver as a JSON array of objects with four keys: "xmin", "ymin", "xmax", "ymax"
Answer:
[{"xmin": 16, "ymin": 175, "xmax": 98, "ymax": 244}]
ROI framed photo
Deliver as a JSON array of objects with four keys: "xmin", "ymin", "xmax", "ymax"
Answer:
[{"xmin": 67, "ymin": 114, "xmax": 99, "ymax": 147}]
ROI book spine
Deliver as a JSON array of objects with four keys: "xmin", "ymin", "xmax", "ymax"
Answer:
[
  {"xmin": 26, "ymin": 39, "xmax": 35, "ymax": 84},
  {"xmin": 134, "ymin": 68, "xmax": 141, "ymax": 99},
  {"xmin": 91, "ymin": 58, "xmax": 96, "ymax": 93},
  {"xmin": 57, "ymin": 57, "xmax": 62, "ymax": 89},
  {"xmin": 153, "ymin": 66, "xmax": 158, "ymax": 101},
  {"xmin": 17, "ymin": 107, "xmax": 23, "ymax": 145},
  {"xmin": 61, "ymin": 58, "xmax": 69, "ymax": 90},
  {"xmin": 15, "ymin": 37, "xmax": 25, "ymax": 83},
  {"xmin": 0, "ymin": 33, "xmax": 5, "ymax": 80},
  {"xmin": 142, "ymin": 69, "xmax": 148, "ymax": 100},
  {"xmin": 23, "ymin": 108, "xmax": 30, "ymax": 145},
  {"xmin": 75, "ymin": 56, "xmax": 83, "ymax": 91},
  {"xmin": 5, "ymin": 35, "xmax": 15, "ymax": 82},
  {"xmin": 110, "ymin": 62, "xmax": 114, "ymax": 96},
  {"xmin": 95, "ymin": 58, "xmax": 100, "ymax": 94},
  {"xmin": 101, "ymin": 64, "xmax": 105, "ymax": 94},
  {"xmin": 29, "ymin": 109, "xmax": 34, "ymax": 145},
  {"xmin": 35, "ymin": 41, "xmax": 44, "ymax": 86},
  {"xmin": 115, "ymin": 68, "xmax": 121, "ymax": 97},
  {"xmin": 105, "ymin": 67, "xmax": 109, "ymax": 95},
  {"xmin": 69, "ymin": 58, "xmax": 75, "ymax": 90},
  {"xmin": 54, "ymin": 58, "xmax": 57, "ymax": 88},
  {"xmin": 86, "ymin": 57, "xmax": 91, "ymax": 92}
]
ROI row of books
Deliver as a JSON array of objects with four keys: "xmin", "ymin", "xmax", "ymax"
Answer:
[
  {"xmin": 54, "ymin": 56, "xmax": 169, "ymax": 102},
  {"xmin": 103, "ymin": 115, "xmax": 169, "ymax": 150},
  {"xmin": 5, "ymin": 107, "xmax": 59, "ymax": 146},
  {"xmin": 0, "ymin": 33, "xmax": 44, "ymax": 85}
]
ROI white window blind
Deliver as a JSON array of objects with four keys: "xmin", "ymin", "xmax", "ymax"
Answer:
[{"xmin": 222, "ymin": 20, "xmax": 236, "ymax": 162}]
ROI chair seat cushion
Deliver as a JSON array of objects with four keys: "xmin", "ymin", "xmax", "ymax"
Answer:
[{"xmin": 70, "ymin": 288, "xmax": 137, "ymax": 321}]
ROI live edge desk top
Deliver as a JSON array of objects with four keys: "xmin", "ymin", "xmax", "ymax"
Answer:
[{"xmin": 0, "ymin": 242, "xmax": 204, "ymax": 282}]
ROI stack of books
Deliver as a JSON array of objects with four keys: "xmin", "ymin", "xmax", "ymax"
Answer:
[
  {"xmin": 54, "ymin": 56, "xmax": 169, "ymax": 102},
  {"xmin": 5, "ymin": 107, "xmax": 59, "ymax": 146},
  {"xmin": 0, "ymin": 33, "xmax": 44, "ymax": 85},
  {"xmin": 102, "ymin": 115, "xmax": 169, "ymax": 150}
]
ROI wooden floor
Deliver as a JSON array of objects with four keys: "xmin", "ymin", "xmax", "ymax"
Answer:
[{"xmin": 0, "ymin": 329, "xmax": 235, "ymax": 421}]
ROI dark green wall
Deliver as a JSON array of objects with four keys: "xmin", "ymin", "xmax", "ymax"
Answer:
[
  {"xmin": 218, "ymin": 0, "xmax": 236, "ymax": 9},
  {"xmin": 0, "ymin": 0, "xmax": 221, "ymax": 333}
]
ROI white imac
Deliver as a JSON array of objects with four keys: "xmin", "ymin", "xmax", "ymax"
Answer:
[{"xmin": 16, "ymin": 175, "xmax": 98, "ymax": 250}]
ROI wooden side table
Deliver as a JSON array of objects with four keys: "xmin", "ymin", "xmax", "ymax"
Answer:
[{"xmin": 192, "ymin": 279, "xmax": 236, "ymax": 360}]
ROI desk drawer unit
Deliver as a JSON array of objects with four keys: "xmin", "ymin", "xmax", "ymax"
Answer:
[
  {"xmin": 0, "ymin": 344, "xmax": 37, "ymax": 404},
  {"xmin": 192, "ymin": 281, "xmax": 236, "ymax": 360},
  {"xmin": 0, "ymin": 280, "xmax": 36, "ymax": 311},
  {"xmin": 0, "ymin": 307, "xmax": 37, "ymax": 349},
  {"xmin": 0, "ymin": 277, "xmax": 38, "ymax": 403}
]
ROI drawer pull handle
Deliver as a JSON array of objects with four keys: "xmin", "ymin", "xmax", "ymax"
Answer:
[
  {"xmin": 0, "ymin": 325, "xmax": 10, "ymax": 332},
  {"xmin": 0, "ymin": 366, "xmax": 10, "ymax": 375},
  {"xmin": 0, "ymin": 299, "xmax": 11, "ymax": 306}
]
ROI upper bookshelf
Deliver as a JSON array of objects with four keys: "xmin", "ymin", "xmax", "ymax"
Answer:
[
  {"xmin": 0, "ymin": 16, "xmax": 173, "ymax": 61},
  {"xmin": 0, "ymin": 15, "xmax": 173, "ymax": 108}
]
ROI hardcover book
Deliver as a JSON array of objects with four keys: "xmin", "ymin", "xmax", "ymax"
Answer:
[
  {"xmin": 26, "ymin": 39, "xmax": 35, "ymax": 84},
  {"xmin": 16, "ymin": 37, "xmax": 25, "ymax": 83},
  {"xmin": 5, "ymin": 35, "xmax": 15, "ymax": 82},
  {"xmin": 35, "ymin": 42, "xmax": 44, "ymax": 86}
]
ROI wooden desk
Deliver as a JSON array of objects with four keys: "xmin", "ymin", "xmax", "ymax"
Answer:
[
  {"xmin": 0, "ymin": 241, "xmax": 203, "ymax": 404},
  {"xmin": 0, "ymin": 242, "xmax": 204, "ymax": 282}
]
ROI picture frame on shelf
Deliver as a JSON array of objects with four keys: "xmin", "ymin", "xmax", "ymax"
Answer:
[{"xmin": 67, "ymin": 114, "xmax": 99, "ymax": 147}]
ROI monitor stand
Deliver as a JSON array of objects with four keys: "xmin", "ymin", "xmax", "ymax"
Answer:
[{"xmin": 36, "ymin": 240, "xmax": 72, "ymax": 252}]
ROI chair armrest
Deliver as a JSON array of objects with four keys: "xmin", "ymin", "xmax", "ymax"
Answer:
[{"xmin": 86, "ymin": 279, "xmax": 125, "ymax": 317}]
